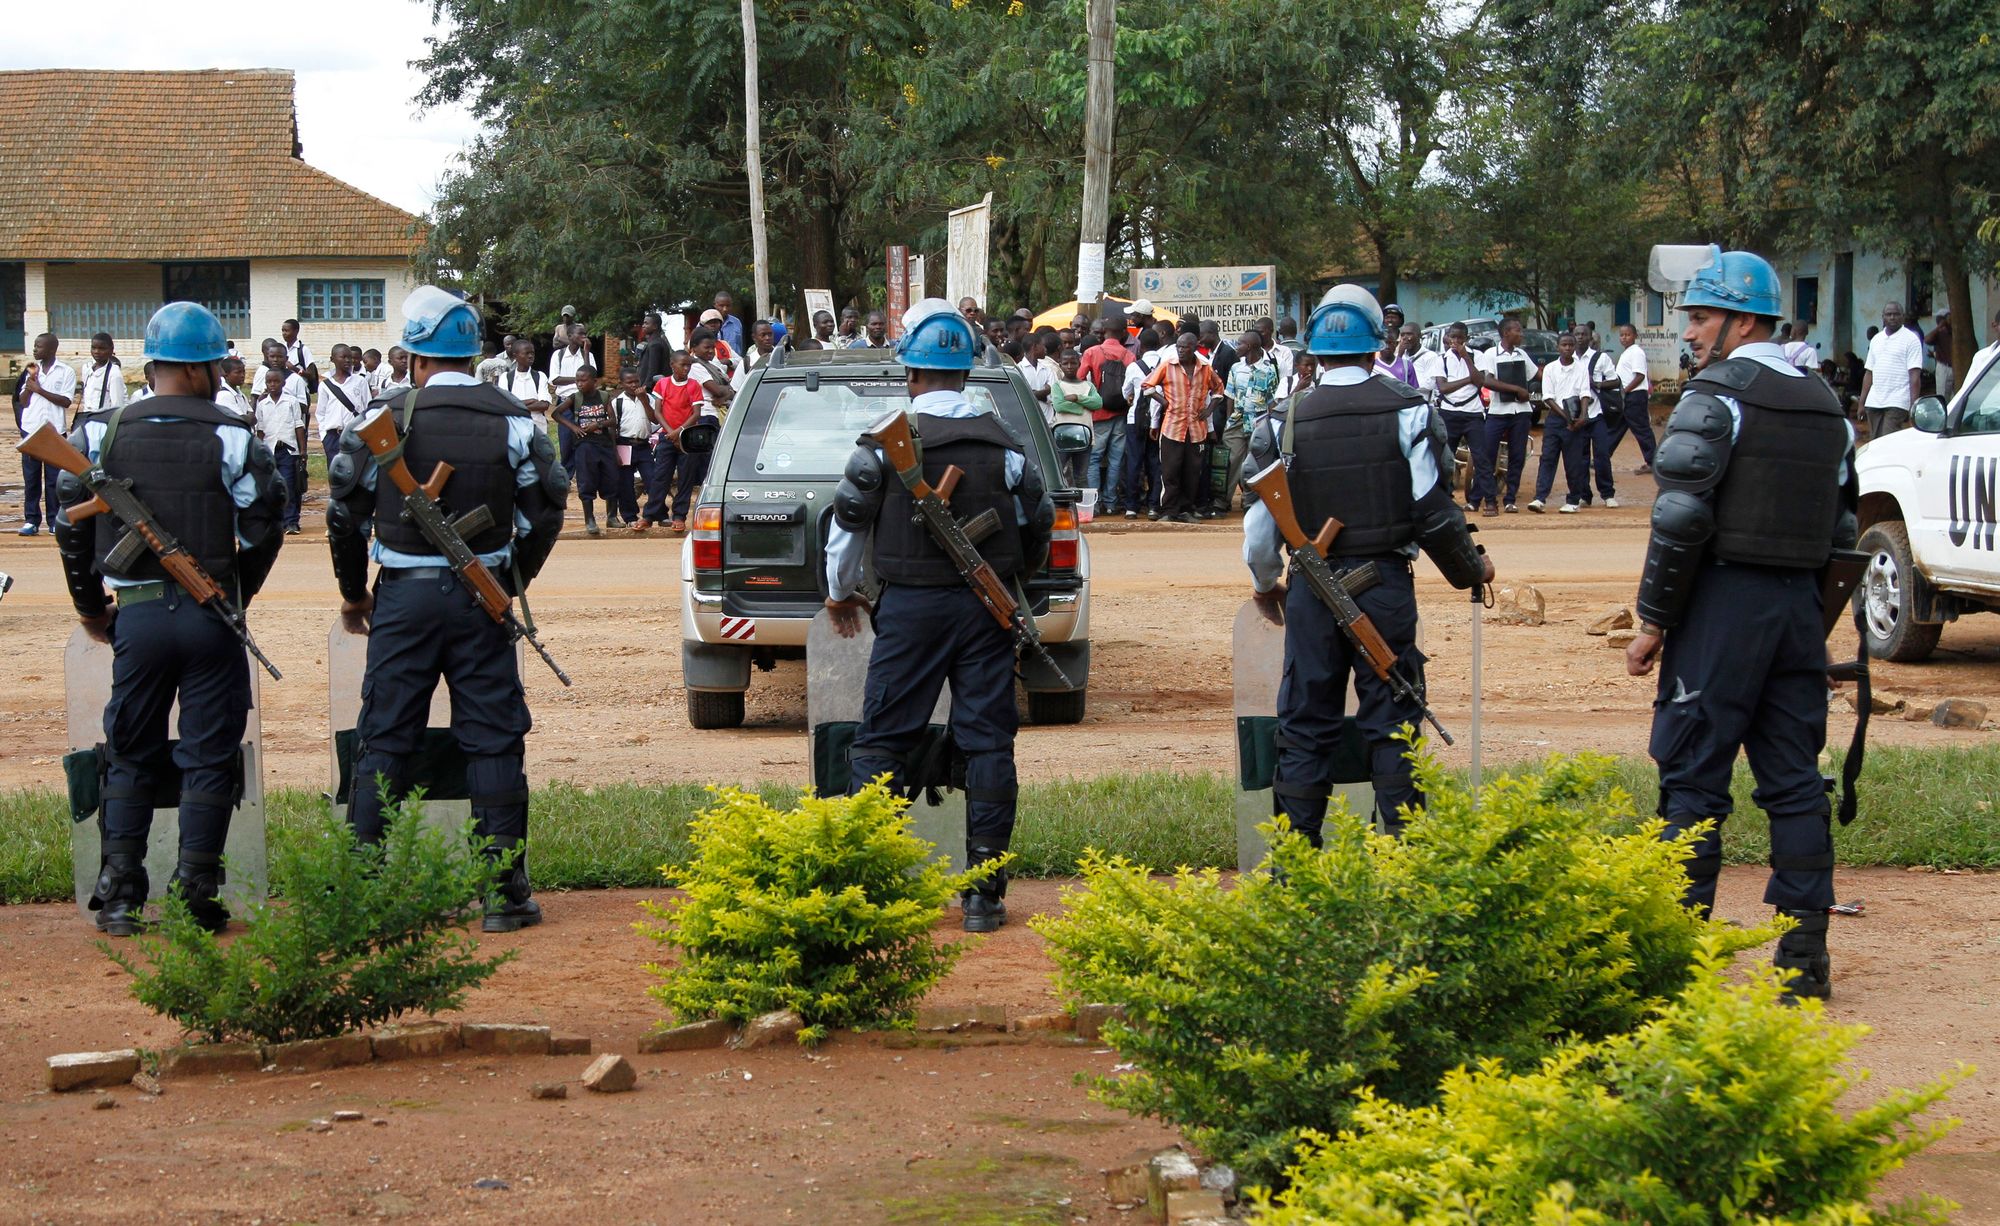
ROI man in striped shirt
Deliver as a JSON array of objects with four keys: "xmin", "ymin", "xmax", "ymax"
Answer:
[{"xmin": 1142, "ymin": 333, "xmax": 1225, "ymax": 523}]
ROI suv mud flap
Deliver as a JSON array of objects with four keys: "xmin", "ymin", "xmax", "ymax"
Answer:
[
  {"xmin": 1020, "ymin": 639, "xmax": 1088, "ymax": 692},
  {"xmin": 683, "ymin": 639, "xmax": 752, "ymax": 691}
]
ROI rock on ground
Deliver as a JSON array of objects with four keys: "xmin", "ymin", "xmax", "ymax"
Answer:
[
  {"xmin": 1586, "ymin": 606, "xmax": 1634, "ymax": 635},
  {"xmin": 732, "ymin": 1010, "xmax": 804, "ymax": 1051},
  {"xmin": 581, "ymin": 1054, "xmax": 636, "ymax": 1094},
  {"xmin": 1933, "ymin": 698, "xmax": 1989, "ymax": 729},
  {"xmin": 47, "ymin": 1050, "xmax": 141, "ymax": 1092}
]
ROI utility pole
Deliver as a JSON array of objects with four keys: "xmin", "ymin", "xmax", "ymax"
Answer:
[
  {"xmin": 1074, "ymin": 0, "xmax": 1115, "ymax": 320},
  {"xmin": 740, "ymin": 0, "xmax": 772, "ymax": 321}
]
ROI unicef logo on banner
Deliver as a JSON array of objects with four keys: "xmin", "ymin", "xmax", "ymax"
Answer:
[{"xmin": 1141, "ymin": 271, "xmax": 1163, "ymax": 292}]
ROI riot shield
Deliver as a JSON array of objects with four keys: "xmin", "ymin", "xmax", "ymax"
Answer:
[
  {"xmin": 1231, "ymin": 601, "xmax": 1375, "ymax": 871},
  {"xmin": 805, "ymin": 608, "xmax": 967, "ymax": 871},
  {"xmin": 63, "ymin": 628, "xmax": 268, "ymax": 917},
  {"xmin": 329, "ymin": 621, "xmax": 518, "ymax": 835}
]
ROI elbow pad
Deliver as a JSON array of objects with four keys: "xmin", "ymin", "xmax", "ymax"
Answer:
[
  {"xmin": 1412, "ymin": 492, "xmax": 1484, "ymax": 590},
  {"xmin": 1246, "ymin": 414, "xmax": 1284, "ymax": 476},
  {"xmin": 1654, "ymin": 392, "xmax": 1733, "ymax": 495},
  {"xmin": 53, "ymin": 508, "xmax": 108, "ymax": 618},
  {"xmin": 235, "ymin": 440, "xmax": 285, "ymax": 599},
  {"xmin": 328, "ymin": 527, "xmax": 371, "ymax": 604},
  {"xmin": 1636, "ymin": 491, "xmax": 1716, "ymax": 628},
  {"xmin": 512, "ymin": 431, "xmax": 569, "ymax": 586},
  {"xmin": 833, "ymin": 445, "xmax": 888, "ymax": 532}
]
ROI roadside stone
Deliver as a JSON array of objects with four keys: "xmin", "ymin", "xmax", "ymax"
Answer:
[
  {"xmin": 1846, "ymin": 689, "xmax": 1905, "ymax": 715},
  {"xmin": 1585, "ymin": 606, "xmax": 1633, "ymax": 635},
  {"xmin": 267, "ymin": 1034, "xmax": 373, "ymax": 1072},
  {"xmin": 1199, "ymin": 1164, "xmax": 1237, "ymax": 1199},
  {"xmin": 47, "ymin": 1050, "xmax": 141, "ymax": 1092},
  {"xmin": 92, "ymin": 1091, "xmax": 118, "ymax": 1110},
  {"xmin": 158, "ymin": 1042, "xmax": 265, "ymax": 1080},
  {"xmin": 1148, "ymin": 1149, "xmax": 1201, "ymax": 1221},
  {"xmin": 1932, "ymin": 698, "xmax": 1989, "ymax": 729},
  {"xmin": 130, "ymin": 1071, "xmax": 163, "ymax": 1096},
  {"xmin": 371, "ymin": 1022, "xmax": 461, "ymax": 1061},
  {"xmin": 638, "ymin": 1018, "xmax": 735, "ymax": 1053},
  {"xmin": 1490, "ymin": 583, "xmax": 1546, "ymax": 626},
  {"xmin": 580, "ymin": 1054, "xmax": 636, "ymax": 1094},
  {"xmin": 916, "ymin": 1004, "xmax": 1009, "ymax": 1032},
  {"xmin": 1102, "ymin": 1157, "xmax": 1150, "ymax": 1206},
  {"xmin": 1075, "ymin": 1003, "xmax": 1126, "ymax": 1042},
  {"xmin": 460, "ymin": 1023, "xmax": 553, "ymax": 1057},
  {"xmin": 1605, "ymin": 629, "xmax": 1637, "ymax": 648},
  {"xmin": 1903, "ymin": 701, "xmax": 1937, "ymax": 722},
  {"xmin": 1008, "ymin": 1012, "xmax": 1076, "ymax": 1035},
  {"xmin": 551, "ymin": 1035, "xmax": 592, "ymax": 1056},
  {"xmin": 333, "ymin": 1110, "xmax": 364, "ymax": 1122},
  {"xmin": 1167, "ymin": 1189, "xmax": 1230, "ymax": 1224},
  {"xmin": 732, "ymin": 1009, "xmax": 804, "ymax": 1051},
  {"xmin": 529, "ymin": 1081, "xmax": 568, "ymax": 1101},
  {"xmin": 308, "ymin": 1117, "xmax": 334, "ymax": 1133}
]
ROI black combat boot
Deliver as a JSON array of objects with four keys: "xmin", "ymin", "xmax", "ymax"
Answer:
[
  {"xmin": 483, "ymin": 837, "xmax": 543, "ymax": 933},
  {"xmin": 169, "ymin": 850, "xmax": 230, "ymax": 934},
  {"xmin": 1773, "ymin": 908, "xmax": 1832, "ymax": 1002},
  {"xmin": 961, "ymin": 844, "xmax": 1009, "ymax": 933},
  {"xmin": 89, "ymin": 839, "xmax": 150, "ymax": 937}
]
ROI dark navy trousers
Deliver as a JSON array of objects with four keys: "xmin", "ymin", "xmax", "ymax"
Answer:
[
  {"xmin": 848, "ymin": 584, "xmax": 1020, "ymax": 848},
  {"xmin": 348, "ymin": 570, "xmax": 531, "ymax": 845},
  {"xmin": 1651, "ymin": 561, "xmax": 1834, "ymax": 914},
  {"xmin": 101, "ymin": 592, "xmax": 251, "ymax": 853},
  {"xmin": 1273, "ymin": 558, "xmax": 1425, "ymax": 841}
]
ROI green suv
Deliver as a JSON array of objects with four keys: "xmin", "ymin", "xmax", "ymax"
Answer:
[{"xmin": 678, "ymin": 350, "xmax": 1094, "ymax": 728}]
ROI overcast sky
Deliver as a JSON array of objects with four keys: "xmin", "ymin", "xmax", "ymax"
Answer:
[{"xmin": 1, "ymin": 0, "xmax": 479, "ymax": 217}]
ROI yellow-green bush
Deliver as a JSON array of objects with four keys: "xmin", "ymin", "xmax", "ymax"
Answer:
[
  {"xmin": 639, "ymin": 782, "xmax": 991, "ymax": 1042},
  {"xmin": 1261, "ymin": 935, "xmax": 1963, "ymax": 1225},
  {"xmin": 1034, "ymin": 753, "xmax": 1759, "ymax": 1182}
]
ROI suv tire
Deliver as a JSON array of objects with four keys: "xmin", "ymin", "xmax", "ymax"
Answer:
[
  {"xmin": 687, "ymin": 689, "xmax": 747, "ymax": 729},
  {"xmin": 1856, "ymin": 520, "xmax": 1943, "ymax": 662},
  {"xmin": 1026, "ymin": 688, "xmax": 1087, "ymax": 726}
]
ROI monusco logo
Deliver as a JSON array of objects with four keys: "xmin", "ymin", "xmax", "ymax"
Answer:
[{"xmin": 1947, "ymin": 454, "xmax": 1997, "ymax": 551}]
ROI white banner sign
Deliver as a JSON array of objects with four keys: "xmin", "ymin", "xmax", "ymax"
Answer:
[
  {"xmin": 803, "ymin": 288, "xmax": 835, "ymax": 325},
  {"xmin": 947, "ymin": 193, "xmax": 993, "ymax": 311},
  {"xmin": 1130, "ymin": 264, "xmax": 1277, "ymax": 332},
  {"xmin": 907, "ymin": 256, "xmax": 926, "ymax": 300}
]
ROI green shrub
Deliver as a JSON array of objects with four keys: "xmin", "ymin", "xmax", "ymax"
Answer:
[
  {"xmin": 639, "ymin": 782, "xmax": 992, "ymax": 1042},
  {"xmin": 106, "ymin": 796, "xmax": 514, "ymax": 1044},
  {"xmin": 1033, "ymin": 752, "xmax": 1759, "ymax": 1183},
  {"xmin": 1260, "ymin": 935, "xmax": 1964, "ymax": 1225}
]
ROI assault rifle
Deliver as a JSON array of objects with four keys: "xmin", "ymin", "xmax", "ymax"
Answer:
[
  {"xmin": 352, "ymin": 411, "xmax": 572, "ymax": 686},
  {"xmin": 1245, "ymin": 459, "xmax": 1455, "ymax": 746},
  {"xmin": 865, "ymin": 408, "xmax": 1073, "ymax": 690},
  {"xmin": 17, "ymin": 423, "xmax": 283, "ymax": 678},
  {"xmin": 1820, "ymin": 548, "xmax": 1870, "ymax": 826}
]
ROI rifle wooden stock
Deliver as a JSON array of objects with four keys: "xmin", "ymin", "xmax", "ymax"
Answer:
[
  {"xmin": 1247, "ymin": 464, "xmax": 1399, "ymax": 681},
  {"xmin": 869, "ymin": 411, "xmax": 932, "ymax": 497},
  {"xmin": 936, "ymin": 464, "xmax": 963, "ymax": 506}
]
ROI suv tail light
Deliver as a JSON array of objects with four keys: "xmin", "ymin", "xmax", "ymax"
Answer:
[
  {"xmin": 1047, "ymin": 506, "xmax": 1078, "ymax": 572},
  {"xmin": 691, "ymin": 503, "xmax": 722, "ymax": 572}
]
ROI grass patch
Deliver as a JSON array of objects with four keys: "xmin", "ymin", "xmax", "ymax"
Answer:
[{"xmin": 2, "ymin": 746, "xmax": 1992, "ymax": 904}]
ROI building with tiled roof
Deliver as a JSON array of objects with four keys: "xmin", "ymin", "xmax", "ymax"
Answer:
[{"xmin": 0, "ymin": 68, "xmax": 424, "ymax": 371}]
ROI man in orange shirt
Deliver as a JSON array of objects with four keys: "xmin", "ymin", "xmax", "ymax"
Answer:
[{"xmin": 1143, "ymin": 333, "xmax": 1225, "ymax": 523}]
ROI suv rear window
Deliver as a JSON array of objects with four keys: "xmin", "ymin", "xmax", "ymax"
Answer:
[{"xmin": 728, "ymin": 381, "xmax": 1032, "ymax": 480}]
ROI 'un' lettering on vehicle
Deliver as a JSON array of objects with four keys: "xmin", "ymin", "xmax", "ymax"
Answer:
[{"xmin": 1947, "ymin": 454, "xmax": 1998, "ymax": 551}]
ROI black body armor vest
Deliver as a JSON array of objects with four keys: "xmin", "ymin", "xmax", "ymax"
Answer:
[
  {"xmin": 1693, "ymin": 359, "xmax": 1849, "ymax": 569},
  {"xmin": 370, "ymin": 384, "xmax": 526, "ymax": 558},
  {"xmin": 874, "ymin": 413, "xmax": 1026, "ymax": 586},
  {"xmin": 93, "ymin": 396, "xmax": 245, "ymax": 585},
  {"xmin": 1285, "ymin": 376, "xmax": 1423, "ymax": 556}
]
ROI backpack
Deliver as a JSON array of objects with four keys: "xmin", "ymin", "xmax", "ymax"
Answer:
[{"xmin": 1093, "ymin": 352, "xmax": 1128, "ymax": 419}]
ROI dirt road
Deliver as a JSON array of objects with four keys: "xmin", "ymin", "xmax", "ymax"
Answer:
[{"xmin": 2, "ymin": 504, "xmax": 1997, "ymax": 792}]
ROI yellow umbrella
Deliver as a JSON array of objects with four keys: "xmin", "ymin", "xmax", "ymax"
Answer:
[{"xmin": 1029, "ymin": 296, "xmax": 1181, "ymax": 330}]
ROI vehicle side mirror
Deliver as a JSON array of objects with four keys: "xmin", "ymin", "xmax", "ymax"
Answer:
[
  {"xmin": 1911, "ymin": 395, "xmax": 1947, "ymax": 434},
  {"xmin": 1051, "ymin": 422, "xmax": 1092, "ymax": 455},
  {"xmin": 678, "ymin": 418, "xmax": 719, "ymax": 455}
]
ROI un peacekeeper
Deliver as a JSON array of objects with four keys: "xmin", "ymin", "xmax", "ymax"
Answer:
[
  {"xmin": 54, "ymin": 303, "xmax": 286, "ymax": 935},
  {"xmin": 327, "ymin": 287, "xmax": 568, "ymax": 932},
  {"xmin": 1243, "ymin": 286, "xmax": 1492, "ymax": 843},
  {"xmin": 824, "ymin": 298, "xmax": 1055, "ymax": 933},
  {"xmin": 1625, "ymin": 247, "xmax": 1856, "ymax": 1001}
]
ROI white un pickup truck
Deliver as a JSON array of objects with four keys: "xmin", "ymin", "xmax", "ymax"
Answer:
[{"xmin": 1853, "ymin": 350, "xmax": 2000, "ymax": 661}]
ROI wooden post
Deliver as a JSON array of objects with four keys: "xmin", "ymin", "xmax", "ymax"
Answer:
[
  {"xmin": 741, "ymin": 0, "xmax": 772, "ymax": 322},
  {"xmin": 1074, "ymin": 0, "xmax": 1116, "ymax": 321}
]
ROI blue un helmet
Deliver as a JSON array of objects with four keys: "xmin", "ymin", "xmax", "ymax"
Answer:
[
  {"xmin": 1664, "ymin": 244, "xmax": 1783, "ymax": 318},
  {"xmin": 143, "ymin": 301, "xmax": 229, "ymax": 363},
  {"xmin": 400, "ymin": 285, "xmax": 484, "ymax": 358},
  {"xmin": 895, "ymin": 297, "xmax": 977, "ymax": 371},
  {"xmin": 1305, "ymin": 284, "xmax": 1386, "ymax": 356}
]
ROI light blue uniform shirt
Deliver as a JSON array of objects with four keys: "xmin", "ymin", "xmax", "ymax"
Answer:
[
  {"xmin": 1241, "ymin": 365, "xmax": 1441, "ymax": 593},
  {"xmin": 81, "ymin": 406, "xmax": 258, "ymax": 590},
  {"xmin": 1706, "ymin": 341, "xmax": 1855, "ymax": 482},
  {"xmin": 824, "ymin": 390, "xmax": 1030, "ymax": 601},
  {"xmin": 349, "ymin": 371, "xmax": 543, "ymax": 569}
]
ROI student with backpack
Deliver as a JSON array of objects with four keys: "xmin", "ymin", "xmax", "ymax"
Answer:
[{"xmin": 1077, "ymin": 318, "xmax": 1130, "ymax": 513}]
